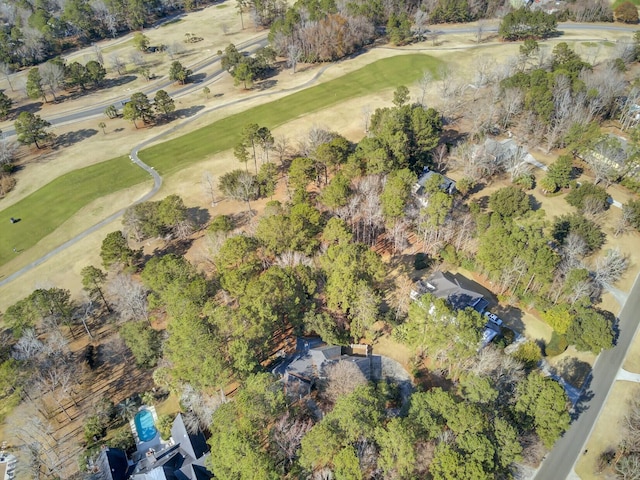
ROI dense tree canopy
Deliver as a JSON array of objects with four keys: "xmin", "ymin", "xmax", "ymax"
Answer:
[
  {"xmin": 499, "ymin": 8, "xmax": 558, "ymax": 41},
  {"xmin": 358, "ymin": 104, "xmax": 442, "ymax": 173},
  {"xmin": 14, "ymin": 112, "xmax": 52, "ymax": 149},
  {"xmin": 515, "ymin": 372, "xmax": 570, "ymax": 448},
  {"xmin": 489, "ymin": 186, "xmax": 531, "ymax": 218}
]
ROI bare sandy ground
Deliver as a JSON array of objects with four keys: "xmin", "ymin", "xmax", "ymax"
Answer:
[{"xmin": 575, "ymin": 381, "xmax": 640, "ymax": 479}]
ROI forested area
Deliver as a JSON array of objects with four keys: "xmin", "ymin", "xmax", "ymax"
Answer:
[
  {"xmin": 2, "ymin": 48, "xmax": 638, "ymax": 470},
  {"xmin": 4, "ymin": 0, "xmax": 640, "ymax": 476},
  {"xmin": 0, "ymin": 0, "xmax": 616, "ymax": 70},
  {"xmin": 0, "ymin": 86, "xmax": 581, "ymax": 477},
  {"xmin": 0, "ymin": 0, "xmax": 233, "ymax": 69}
]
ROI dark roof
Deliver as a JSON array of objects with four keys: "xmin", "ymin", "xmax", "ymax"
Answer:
[
  {"xmin": 171, "ymin": 414, "xmax": 209, "ymax": 461},
  {"xmin": 174, "ymin": 470, "xmax": 191, "ymax": 480},
  {"xmin": 191, "ymin": 465, "xmax": 214, "ymax": 480},
  {"xmin": 99, "ymin": 448, "xmax": 130, "ymax": 480},
  {"xmin": 414, "ymin": 168, "xmax": 456, "ymax": 195},
  {"xmin": 424, "ymin": 271, "xmax": 488, "ymax": 312}
]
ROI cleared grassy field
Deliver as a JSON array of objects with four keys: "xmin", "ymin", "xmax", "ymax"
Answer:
[
  {"xmin": 140, "ymin": 53, "xmax": 443, "ymax": 175},
  {"xmin": 0, "ymin": 53, "xmax": 441, "ymax": 269},
  {"xmin": 0, "ymin": 156, "xmax": 148, "ymax": 266}
]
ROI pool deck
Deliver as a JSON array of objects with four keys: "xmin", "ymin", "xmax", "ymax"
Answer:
[{"xmin": 130, "ymin": 406, "xmax": 164, "ymax": 456}]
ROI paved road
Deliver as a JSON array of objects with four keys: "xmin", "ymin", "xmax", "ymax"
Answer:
[
  {"xmin": 4, "ymin": 22, "xmax": 636, "ymax": 137},
  {"xmin": 534, "ymin": 273, "xmax": 640, "ymax": 480},
  {"xmin": 0, "ymin": 61, "xmax": 332, "ymax": 289},
  {"xmin": 1, "ymin": 34, "xmax": 269, "ymax": 137}
]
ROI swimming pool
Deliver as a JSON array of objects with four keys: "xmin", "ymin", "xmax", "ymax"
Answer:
[{"xmin": 134, "ymin": 408, "xmax": 157, "ymax": 442}]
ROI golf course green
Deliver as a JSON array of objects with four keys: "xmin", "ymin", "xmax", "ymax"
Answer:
[{"xmin": 0, "ymin": 53, "xmax": 442, "ymax": 269}]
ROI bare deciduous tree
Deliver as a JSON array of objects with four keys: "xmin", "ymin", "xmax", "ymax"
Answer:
[
  {"xmin": 499, "ymin": 87, "xmax": 524, "ymax": 129},
  {"xmin": 431, "ymin": 144, "xmax": 448, "ymax": 172},
  {"xmin": 0, "ymin": 62, "xmax": 13, "ymax": 91},
  {"xmin": 166, "ymin": 41, "xmax": 186, "ymax": 60},
  {"xmin": 362, "ymin": 104, "xmax": 372, "ymax": 133},
  {"xmin": 413, "ymin": 9, "xmax": 429, "ymax": 42},
  {"xmin": 585, "ymin": 137, "xmax": 625, "ymax": 187},
  {"xmin": 341, "ymin": 175, "xmax": 384, "ymax": 246},
  {"xmin": 202, "ymin": 171, "xmax": 217, "ymax": 206},
  {"xmin": 287, "ymin": 43, "xmax": 301, "ymax": 74},
  {"xmin": 430, "ymin": 30, "xmax": 441, "ymax": 47},
  {"xmin": 566, "ymin": 277, "xmax": 593, "ymax": 305},
  {"xmin": 129, "ymin": 51, "xmax": 145, "ymax": 68},
  {"xmin": 476, "ymin": 20, "xmax": 485, "ymax": 43},
  {"xmin": 582, "ymin": 195, "xmax": 607, "ymax": 222},
  {"xmin": 322, "ymin": 360, "xmax": 368, "ymax": 403},
  {"xmin": 274, "ymin": 251, "xmax": 314, "ymax": 268},
  {"xmin": 272, "ymin": 411, "xmax": 313, "ymax": 466},
  {"xmin": 417, "ymin": 70, "xmax": 432, "ymax": 107},
  {"xmin": 107, "ymin": 273, "xmax": 149, "ymax": 323},
  {"xmin": 35, "ymin": 359, "xmax": 74, "ymax": 421},
  {"xmin": 581, "ymin": 64, "xmax": 626, "ymax": 120},
  {"xmin": 0, "ymin": 137, "xmax": 18, "ymax": 167},
  {"xmin": 110, "ymin": 55, "xmax": 125, "ymax": 75},
  {"xmin": 498, "ymin": 144, "xmax": 532, "ymax": 182},
  {"xmin": 614, "ymin": 38, "xmax": 637, "ymax": 64},
  {"xmin": 94, "ymin": 44, "xmax": 104, "ymax": 65},
  {"xmin": 180, "ymin": 384, "xmax": 226, "ymax": 433},
  {"xmin": 614, "ymin": 206, "xmax": 634, "ymax": 237},
  {"xmin": 594, "ymin": 248, "xmax": 629, "ymax": 287},
  {"xmin": 563, "ymin": 232, "xmax": 588, "ymax": 269},
  {"xmin": 12, "ymin": 329, "xmax": 44, "ymax": 361},
  {"xmin": 520, "ymin": 432, "xmax": 546, "ymax": 466},
  {"xmin": 624, "ymin": 398, "xmax": 640, "ymax": 453},
  {"xmin": 617, "ymin": 454, "xmax": 640, "ymax": 480},
  {"xmin": 389, "ymin": 273, "xmax": 414, "ymax": 320},
  {"xmin": 472, "ymin": 55, "xmax": 495, "ymax": 89},
  {"xmin": 39, "ymin": 62, "xmax": 65, "ymax": 102}
]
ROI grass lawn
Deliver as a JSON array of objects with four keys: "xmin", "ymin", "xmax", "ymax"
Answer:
[
  {"xmin": 0, "ymin": 156, "xmax": 148, "ymax": 267},
  {"xmin": 140, "ymin": 53, "xmax": 443, "ymax": 175},
  {"xmin": 0, "ymin": 53, "xmax": 441, "ymax": 269},
  {"xmin": 612, "ymin": 0, "xmax": 640, "ymax": 8},
  {"xmin": 101, "ymin": 39, "xmax": 133, "ymax": 54}
]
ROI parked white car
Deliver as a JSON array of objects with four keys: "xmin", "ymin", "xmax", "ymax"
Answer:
[{"xmin": 484, "ymin": 311, "xmax": 503, "ymax": 327}]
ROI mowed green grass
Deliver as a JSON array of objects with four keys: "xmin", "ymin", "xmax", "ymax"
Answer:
[
  {"xmin": 0, "ymin": 53, "xmax": 441, "ymax": 269},
  {"xmin": 0, "ymin": 156, "xmax": 149, "ymax": 267},
  {"xmin": 140, "ymin": 53, "xmax": 443, "ymax": 175},
  {"xmin": 612, "ymin": 0, "xmax": 640, "ymax": 8}
]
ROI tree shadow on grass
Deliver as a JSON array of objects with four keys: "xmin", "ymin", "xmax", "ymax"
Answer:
[
  {"xmin": 255, "ymin": 79, "xmax": 277, "ymax": 91},
  {"xmin": 187, "ymin": 206, "xmax": 210, "ymax": 228},
  {"xmin": 146, "ymin": 237, "xmax": 195, "ymax": 260},
  {"xmin": 529, "ymin": 194, "xmax": 543, "ymax": 211},
  {"xmin": 12, "ymin": 101, "xmax": 43, "ymax": 118},
  {"xmin": 174, "ymin": 104, "xmax": 205, "ymax": 119},
  {"xmin": 555, "ymin": 357, "xmax": 593, "ymax": 390},
  {"xmin": 99, "ymin": 74, "xmax": 138, "ymax": 90},
  {"xmin": 55, "ymin": 128, "xmax": 99, "ymax": 148}
]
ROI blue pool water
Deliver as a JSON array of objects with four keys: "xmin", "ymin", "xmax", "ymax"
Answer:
[{"xmin": 134, "ymin": 409, "xmax": 157, "ymax": 442}]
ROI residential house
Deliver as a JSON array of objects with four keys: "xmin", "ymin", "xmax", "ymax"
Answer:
[
  {"xmin": 411, "ymin": 271, "xmax": 501, "ymax": 347},
  {"xmin": 95, "ymin": 414, "xmax": 212, "ymax": 480},
  {"xmin": 0, "ymin": 446, "xmax": 17, "ymax": 480},
  {"xmin": 412, "ymin": 167, "xmax": 456, "ymax": 206},
  {"xmin": 578, "ymin": 135, "xmax": 638, "ymax": 179},
  {"xmin": 95, "ymin": 447, "xmax": 133, "ymax": 480},
  {"xmin": 411, "ymin": 271, "xmax": 489, "ymax": 313},
  {"xmin": 282, "ymin": 344, "xmax": 381, "ymax": 398}
]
